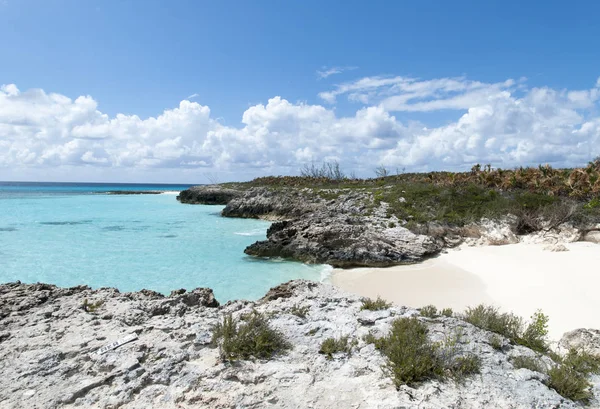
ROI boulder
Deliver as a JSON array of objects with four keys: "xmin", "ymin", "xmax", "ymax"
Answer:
[
  {"xmin": 583, "ymin": 230, "xmax": 600, "ymax": 244},
  {"xmin": 559, "ymin": 328, "xmax": 600, "ymax": 356}
]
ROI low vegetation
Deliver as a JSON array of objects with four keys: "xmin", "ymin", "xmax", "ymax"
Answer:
[
  {"xmin": 464, "ymin": 305, "xmax": 600, "ymax": 402},
  {"xmin": 463, "ymin": 305, "xmax": 550, "ymax": 353},
  {"xmin": 319, "ymin": 336, "xmax": 356, "ymax": 360},
  {"xmin": 361, "ymin": 296, "xmax": 392, "ymax": 311},
  {"xmin": 511, "ymin": 355, "xmax": 547, "ymax": 373},
  {"xmin": 290, "ymin": 304, "xmax": 310, "ymax": 318},
  {"xmin": 365, "ymin": 317, "xmax": 480, "ymax": 387},
  {"xmin": 235, "ymin": 159, "xmax": 600, "ymax": 231},
  {"xmin": 211, "ymin": 311, "xmax": 291, "ymax": 361},
  {"xmin": 489, "ymin": 335, "xmax": 504, "ymax": 350},
  {"xmin": 441, "ymin": 308, "xmax": 453, "ymax": 317},
  {"xmin": 544, "ymin": 348, "xmax": 600, "ymax": 402},
  {"xmin": 81, "ymin": 298, "xmax": 104, "ymax": 313},
  {"xmin": 419, "ymin": 305, "xmax": 438, "ymax": 318}
]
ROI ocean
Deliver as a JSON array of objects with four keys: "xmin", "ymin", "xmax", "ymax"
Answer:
[{"xmin": 0, "ymin": 182, "xmax": 327, "ymax": 301}]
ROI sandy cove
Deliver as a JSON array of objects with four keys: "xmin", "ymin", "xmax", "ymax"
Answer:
[{"xmin": 331, "ymin": 242, "xmax": 600, "ymax": 341}]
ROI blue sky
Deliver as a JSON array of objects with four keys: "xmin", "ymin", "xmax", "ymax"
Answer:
[{"xmin": 1, "ymin": 0, "xmax": 600, "ymax": 182}]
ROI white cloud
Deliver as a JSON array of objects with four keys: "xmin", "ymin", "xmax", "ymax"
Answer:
[
  {"xmin": 1, "ymin": 76, "xmax": 600, "ymax": 182},
  {"xmin": 186, "ymin": 93, "xmax": 199, "ymax": 100},
  {"xmin": 316, "ymin": 66, "xmax": 357, "ymax": 79}
]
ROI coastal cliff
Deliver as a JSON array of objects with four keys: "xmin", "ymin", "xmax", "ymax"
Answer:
[{"xmin": 1, "ymin": 280, "xmax": 599, "ymax": 408}]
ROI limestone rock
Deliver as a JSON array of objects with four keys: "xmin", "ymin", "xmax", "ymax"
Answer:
[
  {"xmin": 583, "ymin": 230, "xmax": 600, "ymax": 244},
  {"xmin": 245, "ymin": 216, "xmax": 442, "ymax": 267},
  {"xmin": 559, "ymin": 328, "xmax": 600, "ymax": 356},
  {"xmin": 222, "ymin": 187, "xmax": 320, "ymax": 219},
  {"xmin": 543, "ymin": 243, "xmax": 569, "ymax": 252},
  {"xmin": 0, "ymin": 280, "xmax": 595, "ymax": 408},
  {"xmin": 463, "ymin": 218, "xmax": 519, "ymax": 246}
]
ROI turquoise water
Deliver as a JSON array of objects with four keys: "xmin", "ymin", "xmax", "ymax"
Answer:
[{"xmin": 0, "ymin": 183, "xmax": 326, "ymax": 301}]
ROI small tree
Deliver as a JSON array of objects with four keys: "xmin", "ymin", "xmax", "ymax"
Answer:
[{"xmin": 375, "ymin": 165, "xmax": 390, "ymax": 178}]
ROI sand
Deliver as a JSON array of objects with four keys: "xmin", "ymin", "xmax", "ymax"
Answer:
[{"xmin": 331, "ymin": 242, "xmax": 600, "ymax": 341}]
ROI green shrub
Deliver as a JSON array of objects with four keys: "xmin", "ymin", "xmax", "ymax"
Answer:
[
  {"xmin": 377, "ymin": 318, "xmax": 443, "ymax": 387},
  {"xmin": 489, "ymin": 335, "xmax": 504, "ymax": 351},
  {"xmin": 366, "ymin": 318, "xmax": 489, "ymax": 387},
  {"xmin": 546, "ymin": 349, "xmax": 600, "ymax": 403},
  {"xmin": 519, "ymin": 310, "xmax": 550, "ymax": 353},
  {"xmin": 319, "ymin": 336, "xmax": 355, "ymax": 359},
  {"xmin": 463, "ymin": 305, "xmax": 523, "ymax": 340},
  {"xmin": 290, "ymin": 304, "xmax": 310, "ymax": 318},
  {"xmin": 548, "ymin": 365, "xmax": 593, "ymax": 402},
  {"xmin": 361, "ymin": 296, "xmax": 392, "ymax": 311},
  {"xmin": 562, "ymin": 348, "xmax": 600, "ymax": 376},
  {"xmin": 211, "ymin": 311, "xmax": 291, "ymax": 361},
  {"xmin": 511, "ymin": 355, "xmax": 546, "ymax": 373},
  {"xmin": 441, "ymin": 308, "xmax": 453, "ymax": 317},
  {"xmin": 447, "ymin": 354, "xmax": 482, "ymax": 379},
  {"xmin": 464, "ymin": 305, "xmax": 550, "ymax": 353},
  {"xmin": 82, "ymin": 298, "xmax": 104, "ymax": 313},
  {"xmin": 420, "ymin": 305, "xmax": 438, "ymax": 318}
]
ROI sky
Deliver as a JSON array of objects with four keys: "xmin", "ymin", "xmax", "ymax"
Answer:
[{"xmin": 1, "ymin": 0, "xmax": 600, "ymax": 183}]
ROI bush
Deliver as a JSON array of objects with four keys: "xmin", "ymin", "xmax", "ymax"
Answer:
[
  {"xmin": 82, "ymin": 298, "xmax": 104, "ymax": 313},
  {"xmin": 420, "ymin": 305, "xmax": 438, "ymax": 318},
  {"xmin": 463, "ymin": 305, "xmax": 550, "ymax": 352},
  {"xmin": 548, "ymin": 365, "xmax": 593, "ymax": 402},
  {"xmin": 546, "ymin": 348, "xmax": 600, "ymax": 403},
  {"xmin": 361, "ymin": 296, "xmax": 392, "ymax": 311},
  {"xmin": 290, "ymin": 304, "xmax": 310, "ymax": 318},
  {"xmin": 319, "ymin": 336, "xmax": 355, "ymax": 359},
  {"xmin": 448, "ymin": 355, "xmax": 482, "ymax": 379},
  {"xmin": 211, "ymin": 311, "xmax": 291, "ymax": 361},
  {"xmin": 489, "ymin": 335, "xmax": 504, "ymax": 351},
  {"xmin": 441, "ymin": 308, "xmax": 453, "ymax": 317},
  {"xmin": 365, "ymin": 318, "xmax": 484, "ymax": 387},
  {"xmin": 519, "ymin": 310, "xmax": 550, "ymax": 353},
  {"xmin": 463, "ymin": 305, "xmax": 523, "ymax": 341},
  {"xmin": 377, "ymin": 318, "xmax": 443, "ymax": 387},
  {"xmin": 300, "ymin": 160, "xmax": 347, "ymax": 181},
  {"xmin": 511, "ymin": 355, "xmax": 546, "ymax": 373}
]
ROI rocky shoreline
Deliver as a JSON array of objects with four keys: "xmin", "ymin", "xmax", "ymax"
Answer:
[
  {"xmin": 177, "ymin": 184, "xmax": 600, "ymax": 268},
  {"xmin": 2, "ymin": 280, "xmax": 599, "ymax": 408}
]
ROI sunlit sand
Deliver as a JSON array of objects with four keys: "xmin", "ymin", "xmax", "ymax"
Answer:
[{"xmin": 332, "ymin": 242, "xmax": 600, "ymax": 341}]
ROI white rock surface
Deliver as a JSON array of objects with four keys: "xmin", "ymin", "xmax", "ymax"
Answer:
[
  {"xmin": 583, "ymin": 230, "xmax": 600, "ymax": 244},
  {"xmin": 0, "ymin": 280, "xmax": 596, "ymax": 408}
]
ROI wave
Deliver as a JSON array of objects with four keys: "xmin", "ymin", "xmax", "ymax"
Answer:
[
  {"xmin": 319, "ymin": 264, "xmax": 334, "ymax": 283},
  {"xmin": 234, "ymin": 228, "xmax": 266, "ymax": 237},
  {"xmin": 161, "ymin": 191, "xmax": 181, "ymax": 195}
]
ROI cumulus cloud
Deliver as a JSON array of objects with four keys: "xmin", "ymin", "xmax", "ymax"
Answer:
[
  {"xmin": 316, "ymin": 66, "xmax": 358, "ymax": 80},
  {"xmin": 1, "ymin": 75, "xmax": 600, "ymax": 182}
]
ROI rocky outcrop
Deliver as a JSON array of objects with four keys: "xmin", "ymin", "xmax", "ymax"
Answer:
[
  {"xmin": 559, "ymin": 328, "xmax": 600, "ymax": 356},
  {"xmin": 222, "ymin": 187, "xmax": 321, "ymax": 219},
  {"xmin": 245, "ymin": 216, "xmax": 442, "ymax": 267},
  {"xmin": 178, "ymin": 184, "xmax": 595, "ymax": 267},
  {"xmin": 1, "ymin": 280, "xmax": 595, "ymax": 409},
  {"xmin": 226, "ymin": 189, "xmax": 442, "ymax": 267},
  {"xmin": 177, "ymin": 185, "xmax": 242, "ymax": 205}
]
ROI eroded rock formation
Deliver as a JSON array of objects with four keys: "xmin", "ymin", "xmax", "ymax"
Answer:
[{"xmin": 1, "ymin": 280, "xmax": 596, "ymax": 408}]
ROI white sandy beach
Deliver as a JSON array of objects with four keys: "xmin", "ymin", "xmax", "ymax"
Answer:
[{"xmin": 331, "ymin": 242, "xmax": 600, "ymax": 341}]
